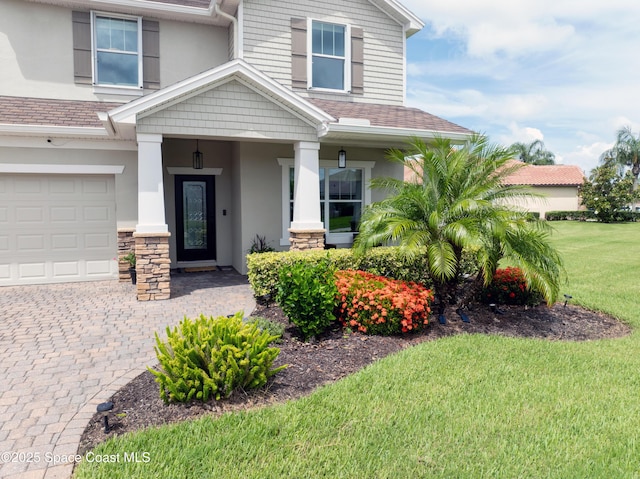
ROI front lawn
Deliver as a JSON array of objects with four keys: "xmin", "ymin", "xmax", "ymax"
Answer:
[{"xmin": 74, "ymin": 222, "xmax": 640, "ymax": 479}]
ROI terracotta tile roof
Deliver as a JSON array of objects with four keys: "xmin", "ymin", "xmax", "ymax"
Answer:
[
  {"xmin": 309, "ymin": 98, "xmax": 473, "ymax": 135},
  {"xmin": 0, "ymin": 96, "xmax": 122, "ymax": 128},
  {"xmin": 503, "ymin": 162, "xmax": 585, "ymax": 186}
]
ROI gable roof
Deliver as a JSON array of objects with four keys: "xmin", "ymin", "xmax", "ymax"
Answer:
[{"xmin": 503, "ymin": 162, "xmax": 585, "ymax": 186}]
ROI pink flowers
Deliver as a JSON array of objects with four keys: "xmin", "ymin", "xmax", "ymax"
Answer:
[{"xmin": 335, "ymin": 270, "xmax": 434, "ymax": 335}]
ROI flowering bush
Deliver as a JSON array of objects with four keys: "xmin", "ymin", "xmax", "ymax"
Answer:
[
  {"xmin": 335, "ymin": 270, "xmax": 434, "ymax": 335},
  {"xmin": 482, "ymin": 267, "xmax": 542, "ymax": 306}
]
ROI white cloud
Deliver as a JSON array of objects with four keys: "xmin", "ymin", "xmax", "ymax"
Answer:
[{"xmin": 562, "ymin": 142, "xmax": 613, "ymax": 175}]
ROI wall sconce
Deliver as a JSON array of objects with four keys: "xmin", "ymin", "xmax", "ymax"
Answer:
[
  {"xmin": 338, "ymin": 148, "xmax": 346, "ymax": 168},
  {"xmin": 193, "ymin": 139, "xmax": 203, "ymax": 169}
]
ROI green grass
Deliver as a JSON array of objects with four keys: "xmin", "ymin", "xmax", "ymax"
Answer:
[{"xmin": 74, "ymin": 222, "xmax": 640, "ymax": 479}]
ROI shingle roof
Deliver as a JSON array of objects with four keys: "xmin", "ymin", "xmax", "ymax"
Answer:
[
  {"xmin": 0, "ymin": 96, "xmax": 122, "ymax": 128},
  {"xmin": 145, "ymin": 0, "xmax": 212, "ymax": 7},
  {"xmin": 309, "ymin": 98, "xmax": 473, "ymax": 134},
  {"xmin": 503, "ymin": 162, "xmax": 585, "ymax": 186}
]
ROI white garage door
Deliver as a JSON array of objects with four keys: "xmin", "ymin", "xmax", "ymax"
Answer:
[{"xmin": 0, "ymin": 174, "xmax": 118, "ymax": 285}]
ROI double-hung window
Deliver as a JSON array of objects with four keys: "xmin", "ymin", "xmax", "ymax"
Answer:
[
  {"xmin": 309, "ymin": 20, "xmax": 350, "ymax": 91},
  {"xmin": 93, "ymin": 13, "xmax": 142, "ymax": 88}
]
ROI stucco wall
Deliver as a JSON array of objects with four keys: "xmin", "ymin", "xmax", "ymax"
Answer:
[
  {"xmin": 0, "ymin": 0, "xmax": 228, "ymax": 101},
  {"xmin": 508, "ymin": 185, "xmax": 580, "ymax": 219},
  {"xmin": 242, "ymin": 0, "xmax": 405, "ymax": 105},
  {"xmin": 0, "ymin": 145, "xmax": 138, "ymax": 226}
]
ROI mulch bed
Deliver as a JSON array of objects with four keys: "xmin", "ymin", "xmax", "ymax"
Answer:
[{"xmin": 78, "ymin": 302, "xmax": 631, "ymax": 456}]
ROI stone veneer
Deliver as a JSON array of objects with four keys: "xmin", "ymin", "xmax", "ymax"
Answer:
[
  {"xmin": 133, "ymin": 232, "xmax": 171, "ymax": 301},
  {"xmin": 288, "ymin": 229, "xmax": 325, "ymax": 250},
  {"xmin": 117, "ymin": 228, "xmax": 136, "ymax": 282}
]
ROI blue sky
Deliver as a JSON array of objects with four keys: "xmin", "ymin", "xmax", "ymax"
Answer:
[{"xmin": 401, "ymin": 0, "xmax": 640, "ymax": 175}]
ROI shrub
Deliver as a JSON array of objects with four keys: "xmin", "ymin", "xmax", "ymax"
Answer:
[
  {"xmin": 149, "ymin": 312, "xmax": 286, "ymax": 403},
  {"xmin": 245, "ymin": 316, "xmax": 285, "ymax": 342},
  {"xmin": 275, "ymin": 258, "xmax": 338, "ymax": 340},
  {"xmin": 246, "ymin": 246, "xmax": 470, "ymax": 300},
  {"xmin": 481, "ymin": 267, "xmax": 543, "ymax": 306},
  {"xmin": 335, "ymin": 270, "xmax": 434, "ymax": 335}
]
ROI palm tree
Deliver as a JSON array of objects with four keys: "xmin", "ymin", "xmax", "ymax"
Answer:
[
  {"xmin": 354, "ymin": 135, "xmax": 564, "ymax": 317},
  {"xmin": 511, "ymin": 139, "xmax": 555, "ymax": 165},
  {"xmin": 600, "ymin": 126, "xmax": 640, "ymax": 210}
]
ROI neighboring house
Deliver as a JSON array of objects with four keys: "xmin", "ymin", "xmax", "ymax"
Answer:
[
  {"xmin": 0, "ymin": 0, "xmax": 471, "ymax": 299},
  {"xmin": 502, "ymin": 163, "xmax": 585, "ymax": 219}
]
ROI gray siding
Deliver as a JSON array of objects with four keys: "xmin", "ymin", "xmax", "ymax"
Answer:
[
  {"xmin": 137, "ymin": 80, "xmax": 319, "ymax": 141},
  {"xmin": 242, "ymin": 0, "xmax": 405, "ymax": 105}
]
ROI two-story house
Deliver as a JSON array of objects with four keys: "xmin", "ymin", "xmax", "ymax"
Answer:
[{"xmin": 0, "ymin": 0, "xmax": 472, "ymax": 299}]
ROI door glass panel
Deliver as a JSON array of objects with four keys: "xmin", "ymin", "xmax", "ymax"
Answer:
[{"xmin": 183, "ymin": 181, "xmax": 207, "ymax": 250}]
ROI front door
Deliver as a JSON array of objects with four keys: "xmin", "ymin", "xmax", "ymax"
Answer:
[{"xmin": 175, "ymin": 175, "xmax": 216, "ymax": 262}]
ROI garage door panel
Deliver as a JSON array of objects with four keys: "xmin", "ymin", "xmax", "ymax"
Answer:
[
  {"xmin": 16, "ymin": 234, "xmax": 45, "ymax": 251},
  {"xmin": 0, "ymin": 174, "xmax": 118, "ymax": 285},
  {"xmin": 14, "ymin": 178, "xmax": 43, "ymax": 194},
  {"xmin": 16, "ymin": 206, "xmax": 44, "ymax": 222},
  {"xmin": 51, "ymin": 234, "xmax": 78, "ymax": 249}
]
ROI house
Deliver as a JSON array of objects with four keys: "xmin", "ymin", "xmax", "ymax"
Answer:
[
  {"xmin": 0, "ymin": 0, "xmax": 472, "ymax": 299},
  {"xmin": 502, "ymin": 162, "xmax": 585, "ymax": 219}
]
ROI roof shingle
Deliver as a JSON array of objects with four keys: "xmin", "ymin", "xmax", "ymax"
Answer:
[
  {"xmin": 309, "ymin": 98, "xmax": 473, "ymax": 134},
  {"xmin": 0, "ymin": 96, "xmax": 122, "ymax": 128}
]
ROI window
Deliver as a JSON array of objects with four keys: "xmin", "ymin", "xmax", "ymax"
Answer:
[
  {"xmin": 93, "ymin": 13, "xmax": 142, "ymax": 88},
  {"xmin": 279, "ymin": 158, "xmax": 375, "ymax": 245},
  {"xmin": 309, "ymin": 20, "xmax": 350, "ymax": 91}
]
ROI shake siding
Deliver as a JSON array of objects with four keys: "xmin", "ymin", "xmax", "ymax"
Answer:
[
  {"xmin": 242, "ymin": 0, "xmax": 405, "ymax": 105},
  {"xmin": 137, "ymin": 80, "xmax": 318, "ymax": 141}
]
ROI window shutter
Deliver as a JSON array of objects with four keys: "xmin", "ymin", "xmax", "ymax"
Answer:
[
  {"xmin": 351, "ymin": 27, "xmax": 364, "ymax": 95},
  {"xmin": 72, "ymin": 11, "xmax": 92, "ymax": 85},
  {"xmin": 142, "ymin": 19, "xmax": 160, "ymax": 90},
  {"xmin": 291, "ymin": 18, "xmax": 307, "ymax": 90}
]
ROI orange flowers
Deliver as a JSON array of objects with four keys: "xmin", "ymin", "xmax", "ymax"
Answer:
[{"xmin": 335, "ymin": 270, "xmax": 434, "ymax": 335}]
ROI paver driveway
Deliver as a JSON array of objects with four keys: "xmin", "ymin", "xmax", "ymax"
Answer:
[{"xmin": 0, "ymin": 271, "xmax": 255, "ymax": 479}]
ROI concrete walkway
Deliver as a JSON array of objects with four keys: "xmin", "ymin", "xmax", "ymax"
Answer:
[{"xmin": 0, "ymin": 271, "xmax": 255, "ymax": 479}]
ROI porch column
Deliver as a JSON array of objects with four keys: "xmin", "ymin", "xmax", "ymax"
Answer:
[
  {"xmin": 134, "ymin": 133, "xmax": 171, "ymax": 301},
  {"xmin": 289, "ymin": 141, "xmax": 325, "ymax": 250}
]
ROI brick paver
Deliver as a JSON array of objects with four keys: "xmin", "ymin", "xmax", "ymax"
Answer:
[{"xmin": 0, "ymin": 271, "xmax": 255, "ymax": 478}]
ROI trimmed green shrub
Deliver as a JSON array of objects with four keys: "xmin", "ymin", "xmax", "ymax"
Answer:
[
  {"xmin": 481, "ymin": 267, "xmax": 543, "ymax": 306},
  {"xmin": 247, "ymin": 247, "xmax": 448, "ymax": 301},
  {"xmin": 335, "ymin": 270, "xmax": 434, "ymax": 335},
  {"xmin": 545, "ymin": 210, "xmax": 595, "ymax": 221},
  {"xmin": 149, "ymin": 312, "xmax": 286, "ymax": 403},
  {"xmin": 275, "ymin": 258, "xmax": 338, "ymax": 340},
  {"xmin": 246, "ymin": 316, "xmax": 285, "ymax": 342}
]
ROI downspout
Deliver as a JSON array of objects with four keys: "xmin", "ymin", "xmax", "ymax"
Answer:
[{"xmin": 213, "ymin": 1, "xmax": 240, "ymax": 59}]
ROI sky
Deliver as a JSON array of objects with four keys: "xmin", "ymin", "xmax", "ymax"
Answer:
[{"xmin": 401, "ymin": 0, "xmax": 640, "ymax": 175}]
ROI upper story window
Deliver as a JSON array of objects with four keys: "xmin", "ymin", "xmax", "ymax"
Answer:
[
  {"xmin": 73, "ymin": 11, "xmax": 159, "ymax": 92},
  {"xmin": 310, "ymin": 21, "xmax": 349, "ymax": 90},
  {"xmin": 93, "ymin": 13, "xmax": 142, "ymax": 88},
  {"xmin": 291, "ymin": 18, "xmax": 363, "ymax": 95}
]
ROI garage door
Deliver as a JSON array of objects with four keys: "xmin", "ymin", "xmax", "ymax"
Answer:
[{"xmin": 0, "ymin": 174, "xmax": 118, "ymax": 285}]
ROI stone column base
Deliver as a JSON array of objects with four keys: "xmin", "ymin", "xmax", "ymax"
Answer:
[
  {"xmin": 117, "ymin": 228, "xmax": 136, "ymax": 282},
  {"xmin": 288, "ymin": 229, "xmax": 326, "ymax": 251},
  {"xmin": 133, "ymin": 232, "xmax": 171, "ymax": 301}
]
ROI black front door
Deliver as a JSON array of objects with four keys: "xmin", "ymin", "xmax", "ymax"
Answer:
[{"xmin": 175, "ymin": 175, "xmax": 216, "ymax": 262}]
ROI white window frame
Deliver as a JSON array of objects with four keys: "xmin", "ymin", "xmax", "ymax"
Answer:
[
  {"xmin": 307, "ymin": 18, "xmax": 351, "ymax": 93},
  {"xmin": 91, "ymin": 11, "xmax": 143, "ymax": 90},
  {"xmin": 277, "ymin": 158, "xmax": 375, "ymax": 246}
]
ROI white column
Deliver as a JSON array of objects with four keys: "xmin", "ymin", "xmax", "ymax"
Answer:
[
  {"xmin": 290, "ymin": 141, "xmax": 324, "ymax": 230},
  {"xmin": 136, "ymin": 133, "xmax": 168, "ymax": 233}
]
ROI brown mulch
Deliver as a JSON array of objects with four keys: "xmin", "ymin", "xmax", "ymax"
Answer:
[{"xmin": 78, "ymin": 302, "xmax": 631, "ymax": 456}]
